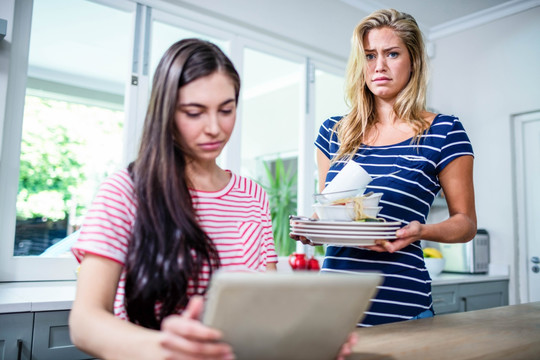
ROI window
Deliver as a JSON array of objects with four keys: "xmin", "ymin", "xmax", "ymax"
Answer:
[
  {"xmin": 313, "ymin": 67, "xmax": 348, "ymax": 191},
  {"xmin": 0, "ymin": 0, "xmax": 346, "ymax": 281},
  {"xmin": 240, "ymin": 47, "xmax": 304, "ymax": 255},
  {"xmin": 17, "ymin": 0, "xmax": 132, "ymax": 256},
  {"xmin": 0, "ymin": 0, "xmax": 135, "ymax": 280}
]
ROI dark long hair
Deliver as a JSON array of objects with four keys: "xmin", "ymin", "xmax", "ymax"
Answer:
[{"xmin": 124, "ymin": 39, "xmax": 241, "ymax": 329}]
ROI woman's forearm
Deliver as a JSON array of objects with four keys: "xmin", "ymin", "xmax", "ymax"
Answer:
[
  {"xmin": 420, "ymin": 212, "xmax": 477, "ymax": 244},
  {"xmin": 70, "ymin": 304, "xmax": 163, "ymax": 360}
]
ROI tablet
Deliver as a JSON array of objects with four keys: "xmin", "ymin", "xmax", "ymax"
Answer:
[{"xmin": 203, "ymin": 270, "xmax": 382, "ymax": 360}]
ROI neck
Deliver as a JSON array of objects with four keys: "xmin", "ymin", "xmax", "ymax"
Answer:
[
  {"xmin": 373, "ymin": 98, "xmax": 398, "ymax": 124},
  {"xmin": 185, "ymin": 160, "xmax": 230, "ymax": 192}
]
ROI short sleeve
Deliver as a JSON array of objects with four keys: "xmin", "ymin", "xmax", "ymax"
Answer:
[
  {"xmin": 260, "ymin": 187, "xmax": 278, "ymax": 264},
  {"xmin": 315, "ymin": 116, "xmax": 342, "ymax": 160},
  {"xmin": 436, "ymin": 117, "xmax": 474, "ymax": 172},
  {"xmin": 71, "ymin": 169, "xmax": 137, "ymax": 265}
]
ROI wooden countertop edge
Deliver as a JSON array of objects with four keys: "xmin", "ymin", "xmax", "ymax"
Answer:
[{"xmin": 351, "ymin": 302, "xmax": 540, "ymax": 360}]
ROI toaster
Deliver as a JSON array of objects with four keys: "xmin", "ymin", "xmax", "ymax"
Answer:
[{"xmin": 439, "ymin": 229, "xmax": 490, "ymax": 274}]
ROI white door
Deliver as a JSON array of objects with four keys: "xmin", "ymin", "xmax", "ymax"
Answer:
[{"xmin": 514, "ymin": 111, "xmax": 540, "ymax": 302}]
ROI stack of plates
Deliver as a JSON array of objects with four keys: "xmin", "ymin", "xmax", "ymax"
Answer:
[{"xmin": 290, "ymin": 217, "xmax": 401, "ymax": 247}]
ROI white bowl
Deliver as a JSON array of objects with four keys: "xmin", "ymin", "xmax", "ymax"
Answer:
[
  {"xmin": 313, "ymin": 203, "xmax": 382, "ymax": 221},
  {"xmin": 313, "ymin": 188, "xmax": 367, "ymax": 205},
  {"xmin": 424, "ymin": 258, "xmax": 446, "ymax": 277},
  {"xmin": 362, "ymin": 192, "xmax": 383, "ymax": 207}
]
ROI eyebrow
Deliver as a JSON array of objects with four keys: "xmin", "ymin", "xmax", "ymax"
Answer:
[
  {"xmin": 364, "ymin": 46, "xmax": 401, "ymax": 52},
  {"xmin": 179, "ymin": 98, "xmax": 236, "ymax": 108}
]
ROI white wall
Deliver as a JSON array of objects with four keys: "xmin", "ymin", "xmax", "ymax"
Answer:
[
  {"xmin": 163, "ymin": 0, "xmax": 363, "ymax": 60},
  {"xmin": 429, "ymin": 6, "xmax": 540, "ymax": 304}
]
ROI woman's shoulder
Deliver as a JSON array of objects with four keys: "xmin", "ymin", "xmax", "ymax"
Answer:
[
  {"xmin": 317, "ymin": 115, "xmax": 346, "ymax": 139},
  {"xmin": 98, "ymin": 168, "xmax": 135, "ymax": 197},
  {"xmin": 427, "ymin": 113, "xmax": 464, "ymax": 131},
  {"xmin": 229, "ymin": 172, "xmax": 265, "ymax": 196},
  {"xmin": 322, "ymin": 115, "xmax": 345, "ymax": 126},
  {"xmin": 222, "ymin": 174, "xmax": 269, "ymax": 209}
]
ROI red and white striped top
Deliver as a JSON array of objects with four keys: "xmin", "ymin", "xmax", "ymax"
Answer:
[{"xmin": 72, "ymin": 169, "xmax": 278, "ymax": 321}]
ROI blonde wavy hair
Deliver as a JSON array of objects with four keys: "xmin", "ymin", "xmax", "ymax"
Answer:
[{"xmin": 334, "ymin": 8, "xmax": 429, "ymax": 162}]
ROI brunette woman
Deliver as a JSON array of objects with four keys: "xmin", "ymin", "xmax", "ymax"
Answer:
[{"xmin": 69, "ymin": 39, "xmax": 278, "ymax": 359}]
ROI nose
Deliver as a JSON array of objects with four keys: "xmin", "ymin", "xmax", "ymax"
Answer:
[
  {"xmin": 204, "ymin": 112, "xmax": 220, "ymax": 136},
  {"xmin": 375, "ymin": 56, "xmax": 386, "ymax": 72}
]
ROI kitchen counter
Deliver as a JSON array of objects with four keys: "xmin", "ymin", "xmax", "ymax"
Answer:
[
  {"xmin": 0, "ymin": 272, "xmax": 509, "ymax": 314},
  {"xmin": 430, "ymin": 272, "xmax": 509, "ymax": 285},
  {"xmin": 351, "ymin": 301, "xmax": 540, "ymax": 359},
  {"xmin": 0, "ymin": 280, "xmax": 76, "ymax": 313}
]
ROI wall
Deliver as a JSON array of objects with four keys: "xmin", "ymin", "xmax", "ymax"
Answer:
[
  {"xmin": 429, "ymin": 6, "xmax": 540, "ymax": 304},
  {"xmin": 162, "ymin": 0, "xmax": 362, "ymax": 60}
]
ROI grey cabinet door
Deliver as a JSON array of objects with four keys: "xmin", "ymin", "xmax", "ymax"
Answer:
[
  {"xmin": 432, "ymin": 280, "xmax": 509, "ymax": 315},
  {"xmin": 458, "ymin": 281, "xmax": 509, "ymax": 312},
  {"xmin": 32, "ymin": 310, "xmax": 93, "ymax": 360},
  {"xmin": 0, "ymin": 312, "xmax": 33, "ymax": 360},
  {"xmin": 431, "ymin": 284, "xmax": 459, "ymax": 314}
]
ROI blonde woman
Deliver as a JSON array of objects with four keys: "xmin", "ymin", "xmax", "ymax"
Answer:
[{"xmin": 312, "ymin": 9, "xmax": 476, "ymax": 326}]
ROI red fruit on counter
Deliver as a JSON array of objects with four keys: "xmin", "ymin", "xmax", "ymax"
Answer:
[
  {"xmin": 288, "ymin": 253, "xmax": 307, "ymax": 270},
  {"xmin": 307, "ymin": 256, "xmax": 320, "ymax": 271}
]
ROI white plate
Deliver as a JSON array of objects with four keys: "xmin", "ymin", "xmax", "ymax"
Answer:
[
  {"xmin": 290, "ymin": 232, "xmax": 397, "ymax": 240},
  {"xmin": 290, "ymin": 228, "xmax": 397, "ymax": 236},
  {"xmin": 302, "ymin": 236, "xmax": 378, "ymax": 247},
  {"xmin": 291, "ymin": 219, "xmax": 402, "ymax": 228},
  {"xmin": 291, "ymin": 223, "xmax": 399, "ymax": 233}
]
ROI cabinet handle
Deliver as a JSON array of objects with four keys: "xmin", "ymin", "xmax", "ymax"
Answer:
[{"xmin": 17, "ymin": 339, "xmax": 23, "ymax": 360}]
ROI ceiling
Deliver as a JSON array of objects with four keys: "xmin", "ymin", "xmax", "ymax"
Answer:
[{"xmin": 340, "ymin": 0, "xmax": 540, "ymax": 40}]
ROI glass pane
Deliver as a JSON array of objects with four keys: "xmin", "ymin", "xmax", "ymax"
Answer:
[
  {"xmin": 14, "ymin": 0, "xmax": 132, "ymax": 257},
  {"xmin": 313, "ymin": 69, "xmax": 347, "ymax": 190},
  {"xmin": 241, "ymin": 47, "xmax": 302, "ymax": 256},
  {"xmin": 241, "ymin": 48, "xmax": 302, "ymax": 179},
  {"xmin": 315, "ymin": 69, "xmax": 348, "ymax": 129}
]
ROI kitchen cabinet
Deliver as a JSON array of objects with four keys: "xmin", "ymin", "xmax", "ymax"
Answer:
[
  {"xmin": 432, "ymin": 279, "xmax": 508, "ymax": 314},
  {"xmin": 0, "ymin": 310, "xmax": 94, "ymax": 360},
  {"xmin": 0, "ymin": 312, "xmax": 33, "ymax": 360}
]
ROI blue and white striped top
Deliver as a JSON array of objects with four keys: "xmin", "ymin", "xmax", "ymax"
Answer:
[{"xmin": 315, "ymin": 114, "xmax": 474, "ymax": 327}]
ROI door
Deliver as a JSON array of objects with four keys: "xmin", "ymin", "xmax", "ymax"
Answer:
[{"xmin": 513, "ymin": 111, "xmax": 540, "ymax": 302}]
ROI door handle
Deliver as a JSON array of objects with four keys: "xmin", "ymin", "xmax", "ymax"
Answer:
[{"xmin": 17, "ymin": 339, "xmax": 23, "ymax": 360}]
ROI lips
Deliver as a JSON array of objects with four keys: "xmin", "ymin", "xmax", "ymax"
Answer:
[
  {"xmin": 373, "ymin": 76, "xmax": 391, "ymax": 82},
  {"xmin": 199, "ymin": 141, "xmax": 223, "ymax": 151}
]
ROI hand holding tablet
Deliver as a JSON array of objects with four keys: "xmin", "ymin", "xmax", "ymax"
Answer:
[{"xmin": 203, "ymin": 271, "xmax": 382, "ymax": 360}]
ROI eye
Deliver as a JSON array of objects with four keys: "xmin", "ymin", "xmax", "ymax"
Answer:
[
  {"xmin": 184, "ymin": 111, "xmax": 202, "ymax": 118},
  {"xmin": 220, "ymin": 109, "xmax": 233, "ymax": 115},
  {"xmin": 366, "ymin": 53, "xmax": 375, "ymax": 60},
  {"xmin": 388, "ymin": 51, "xmax": 399, "ymax": 58}
]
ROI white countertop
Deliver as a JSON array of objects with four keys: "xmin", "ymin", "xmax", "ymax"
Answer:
[
  {"xmin": 0, "ymin": 280, "xmax": 76, "ymax": 313},
  {"xmin": 430, "ymin": 272, "xmax": 509, "ymax": 285},
  {"xmin": 0, "ymin": 271, "xmax": 510, "ymax": 314}
]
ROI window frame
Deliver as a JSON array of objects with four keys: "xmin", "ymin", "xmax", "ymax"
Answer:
[
  {"xmin": 0, "ymin": 0, "xmax": 347, "ymax": 281},
  {"xmin": 0, "ymin": 0, "xmax": 138, "ymax": 281}
]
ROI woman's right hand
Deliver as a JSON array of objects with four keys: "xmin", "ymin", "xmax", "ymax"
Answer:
[
  {"xmin": 160, "ymin": 296, "xmax": 235, "ymax": 359},
  {"xmin": 289, "ymin": 233, "xmax": 314, "ymax": 245},
  {"xmin": 289, "ymin": 213, "xmax": 318, "ymax": 245}
]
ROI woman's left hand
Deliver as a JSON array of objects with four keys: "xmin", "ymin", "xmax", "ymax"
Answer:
[
  {"xmin": 336, "ymin": 332, "xmax": 358, "ymax": 360},
  {"xmin": 366, "ymin": 221, "xmax": 423, "ymax": 253}
]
